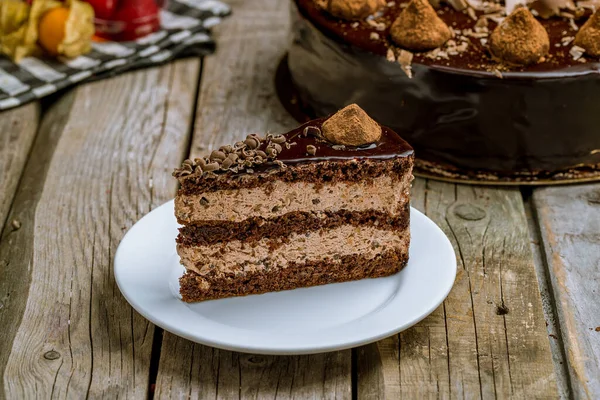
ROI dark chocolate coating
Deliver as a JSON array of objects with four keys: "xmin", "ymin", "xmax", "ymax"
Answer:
[
  {"xmin": 286, "ymin": 0, "xmax": 600, "ymax": 175},
  {"xmin": 243, "ymin": 117, "xmax": 413, "ymax": 176},
  {"xmin": 276, "ymin": 118, "xmax": 413, "ymax": 163},
  {"xmin": 177, "ymin": 115, "xmax": 413, "ymax": 194}
]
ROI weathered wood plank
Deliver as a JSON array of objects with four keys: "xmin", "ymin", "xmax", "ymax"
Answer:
[
  {"xmin": 533, "ymin": 184, "xmax": 600, "ymax": 399},
  {"xmin": 524, "ymin": 194, "xmax": 571, "ymax": 399},
  {"xmin": 0, "ymin": 97, "xmax": 69, "ymax": 397},
  {"xmin": 357, "ymin": 336, "xmax": 402, "ymax": 399},
  {"xmin": 0, "ymin": 103, "xmax": 39, "ymax": 234},
  {"xmin": 157, "ymin": 335, "xmax": 351, "ymax": 399},
  {"xmin": 187, "ymin": 0, "xmax": 294, "ymax": 159},
  {"xmin": 0, "ymin": 59, "xmax": 200, "ymax": 398},
  {"xmin": 155, "ymin": 0, "xmax": 352, "ymax": 398},
  {"xmin": 358, "ymin": 180, "xmax": 559, "ymax": 399}
]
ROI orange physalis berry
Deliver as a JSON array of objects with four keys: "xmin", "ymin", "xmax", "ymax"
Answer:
[{"xmin": 38, "ymin": 7, "xmax": 70, "ymax": 56}]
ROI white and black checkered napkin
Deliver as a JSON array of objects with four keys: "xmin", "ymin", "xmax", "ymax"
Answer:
[{"xmin": 0, "ymin": 0, "xmax": 230, "ymax": 111}]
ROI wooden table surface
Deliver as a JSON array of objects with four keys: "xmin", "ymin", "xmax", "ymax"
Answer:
[{"xmin": 1, "ymin": 0, "xmax": 599, "ymax": 398}]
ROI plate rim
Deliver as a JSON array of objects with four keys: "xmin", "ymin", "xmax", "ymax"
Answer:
[{"xmin": 115, "ymin": 200, "xmax": 457, "ymax": 355}]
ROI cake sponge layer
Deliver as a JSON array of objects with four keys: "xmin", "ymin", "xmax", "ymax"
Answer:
[{"xmin": 179, "ymin": 248, "xmax": 409, "ymax": 302}]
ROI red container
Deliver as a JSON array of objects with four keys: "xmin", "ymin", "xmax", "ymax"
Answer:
[{"xmin": 88, "ymin": 0, "xmax": 164, "ymax": 41}]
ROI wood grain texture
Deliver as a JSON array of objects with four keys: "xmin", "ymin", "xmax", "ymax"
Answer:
[
  {"xmin": 533, "ymin": 184, "xmax": 600, "ymax": 399},
  {"xmin": 0, "ymin": 59, "xmax": 200, "ymax": 398},
  {"xmin": 0, "ymin": 103, "xmax": 39, "ymax": 233},
  {"xmin": 155, "ymin": 0, "xmax": 351, "ymax": 398},
  {"xmin": 358, "ymin": 179, "xmax": 559, "ymax": 399},
  {"xmin": 156, "ymin": 335, "xmax": 351, "ymax": 399},
  {"xmin": 187, "ymin": 0, "xmax": 296, "ymax": 159},
  {"xmin": 524, "ymin": 195, "xmax": 571, "ymax": 399},
  {"xmin": 0, "ymin": 94, "xmax": 72, "ymax": 397}
]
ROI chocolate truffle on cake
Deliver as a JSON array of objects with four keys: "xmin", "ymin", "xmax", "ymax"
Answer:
[
  {"xmin": 322, "ymin": 104, "xmax": 382, "ymax": 145},
  {"xmin": 317, "ymin": 0, "xmax": 385, "ymax": 20},
  {"xmin": 489, "ymin": 7, "xmax": 550, "ymax": 66},
  {"xmin": 173, "ymin": 104, "xmax": 414, "ymax": 302},
  {"xmin": 575, "ymin": 10, "xmax": 600, "ymax": 57},
  {"xmin": 389, "ymin": 0, "xmax": 452, "ymax": 51}
]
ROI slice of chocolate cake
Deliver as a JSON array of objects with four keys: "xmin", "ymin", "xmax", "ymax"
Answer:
[{"xmin": 173, "ymin": 104, "xmax": 414, "ymax": 302}]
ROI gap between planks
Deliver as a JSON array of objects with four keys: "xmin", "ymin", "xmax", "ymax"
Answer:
[
  {"xmin": 522, "ymin": 187, "xmax": 572, "ymax": 399},
  {"xmin": 0, "ymin": 103, "xmax": 40, "ymax": 235}
]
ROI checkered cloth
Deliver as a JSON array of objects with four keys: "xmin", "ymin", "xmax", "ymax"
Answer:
[{"xmin": 0, "ymin": 0, "xmax": 230, "ymax": 111}]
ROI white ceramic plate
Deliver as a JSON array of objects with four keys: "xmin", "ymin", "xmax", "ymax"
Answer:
[{"xmin": 115, "ymin": 200, "xmax": 456, "ymax": 355}]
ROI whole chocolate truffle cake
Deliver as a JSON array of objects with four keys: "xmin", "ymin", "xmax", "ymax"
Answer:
[{"xmin": 280, "ymin": 0, "xmax": 600, "ymax": 182}]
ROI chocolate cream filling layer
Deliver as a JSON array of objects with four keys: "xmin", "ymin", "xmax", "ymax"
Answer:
[
  {"xmin": 177, "ymin": 225, "xmax": 410, "ymax": 278},
  {"xmin": 176, "ymin": 174, "xmax": 411, "ymax": 224}
]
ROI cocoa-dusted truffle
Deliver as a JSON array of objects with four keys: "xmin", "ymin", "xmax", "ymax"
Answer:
[
  {"xmin": 322, "ymin": 104, "xmax": 382, "ymax": 146},
  {"xmin": 489, "ymin": 7, "xmax": 549, "ymax": 66},
  {"xmin": 389, "ymin": 0, "xmax": 453, "ymax": 51},
  {"xmin": 574, "ymin": 10, "xmax": 600, "ymax": 57},
  {"xmin": 318, "ymin": 0, "xmax": 385, "ymax": 20}
]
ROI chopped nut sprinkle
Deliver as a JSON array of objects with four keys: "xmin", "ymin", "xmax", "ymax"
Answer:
[
  {"xmin": 475, "ymin": 17, "xmax": 488, "ymax": 28},
  {"xmin": 466, "ymin": 7, "xmax": 477, "ymax": 20},
  {"xmin": 569, "ymin": 18, "xmax": 579, "ymax": 31},
  {"xmin": 306, "ymin": 145, "xmax": 317, "ymax": 155},
  {"xmin": 561, "ymin": 36, "xmax": 575, "ymax": 46},
  {"xmin": 386, "ymin": 48, "xmax": 396, "ymax": 62},
  {"xmin": 397, "ymin": 49, "xmax": 413, "ymax": 78},
  {"xmin": 570, "ymin": 45, "xmax": 585, "ymax": 60},
  {"xmin": 366, "ymin": 19, "xmax": 386, "ymax": 31}
]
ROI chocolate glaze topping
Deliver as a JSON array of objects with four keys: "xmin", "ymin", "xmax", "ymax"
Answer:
[
  {"xmin": 275, "ymin": 118, "xmax": 413, "ymax": 164},
  {"xmin": 299, "ymin": 0, "xmax": 597, "ymax": 73},
  {"xmin": 174, "ymin": 111, "xmax": 413, "ymax": 181},
  {"xmin": 221, "ymin": 118, "xmax": 413, "ymax": 177}
]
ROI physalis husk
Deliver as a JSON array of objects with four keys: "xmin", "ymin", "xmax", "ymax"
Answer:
[
  {"xmin": 60, "ymin": 0, "xmax": 95, "ymax": 57},
  {"xmin": 0, "ymin": 0, "xmax": 33, "ymax": 60},
  {"xmin": 0, "ymin": 0, "xmax": 95, "ymax": 62}
]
